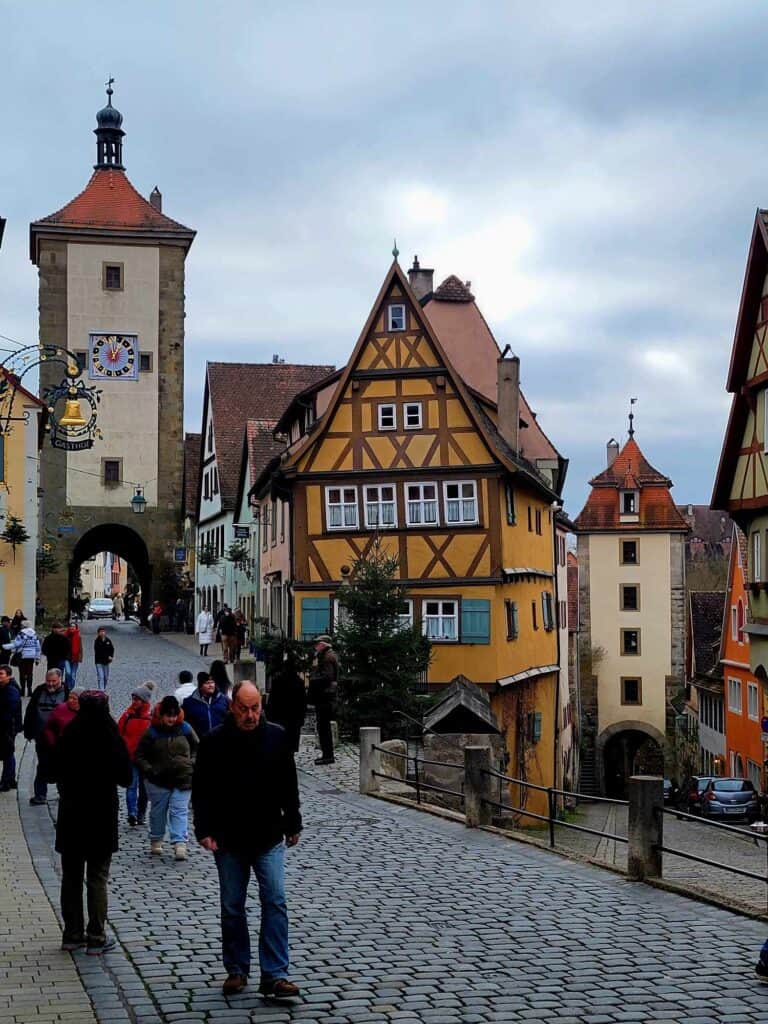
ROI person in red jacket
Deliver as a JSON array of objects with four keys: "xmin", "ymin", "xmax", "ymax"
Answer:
[
  {"xmin": 116, "ymin": 682, "xmax": 156, "ymax": 826},
  {"xmin": 64, "ymin": 621, "xmax": 83, "ymax": 690}
]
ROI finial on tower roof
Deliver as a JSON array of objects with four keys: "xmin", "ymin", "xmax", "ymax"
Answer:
[
  {"xmin": 392, "ymin": 238, "xmax": 399, "ymax": 261},
  {"xmin": 628, "ymin": 397, "xmax": 637, "ymax": 439},
  {"xmin": 105, "ymin": 76, "xmax": 115, "ymax": 103},
  {"xmin": 95, "ymin": 77, "xmax": 125, "ymax": 170}
]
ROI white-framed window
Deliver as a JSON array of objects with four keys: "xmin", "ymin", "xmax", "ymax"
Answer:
[
  {"xmin": 728, "ymin": 677, "xmax": 743, "ymax": 714},
  {"xmin": 404, "ymin": 402, "xmax": 422, "ymax": 430},
  {"xmin": 748, "ymin": 758, "xmax": 762, "ymax": 792},
  {"xmin": 378, "ymin": 404, "xmax": 396, "ymax": 430},
  {"xmin": 326, "ymin": 486, "xmax": 358, "ymax": 530},
  {"xmin": 748, "ymin": 681, "xmax": 759, "ymax": 721},
  {"xmin": 422, "ymin": 599, "xmax": 458, "ymax": 641},
  {"xmin": 443, "ymin": 480, "xmax": 478, "ymax": 525},
  {"xmin": 406, "ymin": 482, "xmax": 439, "ymax": 526},
  {"xmin": 364, "ymin": 484, "xmax": 397, "ymax": 528},
  {"xmin": 731, "ymin": 605, "xmax": 738, "ymax": 641},
  {"xmin": 542, "ymin": 591, "xmax": 554, "ymax": 631},
  {"xmin": 388, "ymin": 304, "xmax": 406, "ymax": 331},
  {"xmin": 754, "ymin": 530, "xmax": 762, "ymax": 583},
  {"xmin": 397, "ymin": 599, "xmax": 413, "ymax": 631},
  {"xmin": 620, "ymin": 490, "xmax": 638, "ymax": 514}
]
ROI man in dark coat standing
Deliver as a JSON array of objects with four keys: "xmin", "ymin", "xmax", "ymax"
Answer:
[
  {"xmin": 308, "ymin": 636, "xmax": 338, "ymax": 765},
  {"xmin": 0, "ymin": 664, "xmax": 22, "ymax": 791},
  {"xmin": 24, "ymin": 668, "xmax": 68, "ymax": 805},
  {"xmin": 192, "ymin": 681, "xmax": 301, "ymax": 999},
  {"xmin": 50, "ymin": 690, "xmax": 132, "ymax": 953}
]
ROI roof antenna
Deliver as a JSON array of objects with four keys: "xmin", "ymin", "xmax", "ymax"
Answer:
[{"xmin": 628, "ymin": 397, "xmax": 637, "ymax": 439}]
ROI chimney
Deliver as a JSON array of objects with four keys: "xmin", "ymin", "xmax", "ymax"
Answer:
[
  {"xmin": 408, "ymin": 255, "xmax": 434, "ymax": 301},
  {"xmin": 149, "ymin": 186, "xmax": 162, "ymax": 212},
  {"xmin": 606, "ymin": 438, "xmax": 619, "ymax": 467},
  {"xmin": 497, "ymin": 345, "xmax": 520, "ymax": 455}
]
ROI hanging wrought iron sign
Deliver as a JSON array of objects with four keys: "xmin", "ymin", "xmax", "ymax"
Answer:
[
  {"xmin": 45, "ymin": 375, "xmax": 102, "ymax": 451},
  {"xmin": 0, "ymin": 344, "xmax": 102, "ymax": 451}
]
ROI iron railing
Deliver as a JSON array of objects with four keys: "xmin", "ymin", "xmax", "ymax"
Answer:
[{"xmin": 371, "ymin": 745, "xmax": 465, "ymax": 805}]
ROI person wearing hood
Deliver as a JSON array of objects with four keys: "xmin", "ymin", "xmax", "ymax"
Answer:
[
  {"xmin": 49, "ymin": 689, "xmax": 132, "ymax": 954},
  {"xmin": 117, "ymin": 682, "xmax": 156, "ymax": 826},
  {"xmin": 3, "ymin": 620, "xmax": 41, "ymax": 697},
  {"xmin": 182, "ymin": 674, "xmax": 229, "ymax": 739},
  {"xmin": 134, "ymin": 696, "xmax": 198, "ymax": 860},
  {"xmin": 0, "ymin": 664, "xmax": 22, "ymax": 792}
]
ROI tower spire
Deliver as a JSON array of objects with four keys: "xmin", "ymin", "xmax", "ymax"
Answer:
[
  {"xmin": 628, "ymin": 397, "xmax": 637, "ymax": 439},
  {"xmin": 94, "ymin": 78, "xmax": 125, "ymax": 170}
]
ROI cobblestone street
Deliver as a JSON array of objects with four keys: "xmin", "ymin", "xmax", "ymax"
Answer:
[{"xmin": 7, "ymin": 626, "xmax": 768, "ymax": 1022}]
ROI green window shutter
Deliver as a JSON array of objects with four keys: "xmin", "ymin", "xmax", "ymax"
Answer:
[
  {"xmin": 461, "ymin": 598, "xmax": 490, "ymax": 644},
  {"xmin": 300, "ymin": 597, "xmax": 330, "ymax": 640}
]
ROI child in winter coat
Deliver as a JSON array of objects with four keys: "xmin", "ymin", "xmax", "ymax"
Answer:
[
  {"xmin": 134, "ymin": 696, "xmax": 198, "ymax": 860},
  {"xmin": 3, "ymin": 621, "xmax": 41, "ymax": 697},
  {"xmin": 117, "ymin": 682, "xmax": 156, "ymax": 826}
]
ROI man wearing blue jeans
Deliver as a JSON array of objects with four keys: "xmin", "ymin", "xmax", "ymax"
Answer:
[
  {"xmin": 192, "ymin": 681, "xmax": 301, "ymax": 999},
  {"xmin": 93, "ymin": 628, "xmax": 114, "ymax": 690}
]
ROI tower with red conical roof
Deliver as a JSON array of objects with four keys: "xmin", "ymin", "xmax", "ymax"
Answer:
[
  {"xmin": 29, "ymin": 85, "xmax": 196, "ymax": 617},
  {"xmin": 574, "ymin": 433, "xmax": 689, "ymax": 795}
]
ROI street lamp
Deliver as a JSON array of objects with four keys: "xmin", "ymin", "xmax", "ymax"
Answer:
[{"xmin": 131, "ymin": 485, "xmax": 147, "ymax": 515}]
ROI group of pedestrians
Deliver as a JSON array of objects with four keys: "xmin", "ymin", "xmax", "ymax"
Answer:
[
  {"xmin": 0, "ymin": 626, "xmax": 346, "ymax": 998},
  {"xmin": 0, "ymin": 614, "xmax": 115, "ymax": 695},
  {"xmin": 195, "ymin": 604, "xmax": 247, "ymax": 663}
]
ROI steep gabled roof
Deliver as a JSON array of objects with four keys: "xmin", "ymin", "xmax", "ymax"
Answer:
[
  {"xmin": 712, "ymin": 210, "xmax": 768, "ymax": 508},
  {"xmin": 233, "ymin": 420, "xmax": 287, "ymax": 518},
  {"xmin": 183, "ymin": 433, "xmax": 201, "ymax": 519},
  {"xmin": 574, "ymin": 437, "xmax": 689, "ymax": 532},
  {"xmin": 206, "ymin": 362, "xmax": 334, "ymax": 511},
  {"xmin": 690, "ymin": 591, "xmax": 726, "ymax": 677},
  {"xmin": 281, "ymin": 261, "xmax": 559, "ymax": 501}
]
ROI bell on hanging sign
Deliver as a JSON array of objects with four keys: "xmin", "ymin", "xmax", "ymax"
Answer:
[{"xmin": 58, "ymin": 398, "xmax": 87, "ymax": 429}]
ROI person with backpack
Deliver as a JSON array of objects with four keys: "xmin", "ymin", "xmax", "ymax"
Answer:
[
  {"xmin": 134, "ymin": 696, "xmax": 198, "ymax": 860},
  {"xmin": 3, "ymin": 620, "xmax": 41, "ymax": 697}
]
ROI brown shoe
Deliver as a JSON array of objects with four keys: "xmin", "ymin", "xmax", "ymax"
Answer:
[
  {"xmin": 222, "ymin": 973, "xmax": 248, "ymax": 995},
  {"xmin": 259, "ymin": 978, "xmax": 300, "ymax": 998}
]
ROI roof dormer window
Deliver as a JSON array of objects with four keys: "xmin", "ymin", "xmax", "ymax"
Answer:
[
  {"xmin": 388, "ymin": 304, "xmax": 406, "ymax": 332},
  {"xmin": 621, "ymin": 490, "xmax": 638, "ymax": 515}
]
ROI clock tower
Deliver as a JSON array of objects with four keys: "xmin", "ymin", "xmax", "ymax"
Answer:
[{"xmin": 30, "ymin": 85, "xmax": 195, "ymax": 617}]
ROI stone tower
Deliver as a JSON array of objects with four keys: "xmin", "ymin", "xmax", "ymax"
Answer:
[{"xmin": 29, "ymin": 85, "xmax": 195, "ymax": 617}]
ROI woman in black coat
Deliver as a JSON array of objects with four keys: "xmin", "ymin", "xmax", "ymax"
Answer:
[
  {"xmin": 266, "ymin": 656, "xmax": 307, "ymax": 753},
  {"xmin": 50, "ymin": 690, "xmax": 132, "ymax": 953}
]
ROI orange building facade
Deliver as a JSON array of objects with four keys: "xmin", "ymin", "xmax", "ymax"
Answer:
[{"xmin": 721, "ymin": 526, "xmax": 765, "ymax": 791}]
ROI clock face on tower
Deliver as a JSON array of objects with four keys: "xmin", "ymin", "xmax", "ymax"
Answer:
[{"xmin": 88, "ymin": 333, "xmax": 139, "ymax": 380}]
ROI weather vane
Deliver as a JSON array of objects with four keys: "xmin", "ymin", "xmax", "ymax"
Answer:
[
  {"xmin": 628, "ymin": 397, "xmax": 638, "ymax": 439},
  {"xmin": 105, "ymin": 75, "xmax": 115, "ymax": 99},
  {"xmin": 392, "ymin": 238, "xmax": 399, "ymax": 261}
]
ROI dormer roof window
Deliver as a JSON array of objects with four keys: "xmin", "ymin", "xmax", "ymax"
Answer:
[{"xmin": 621, "ymin": 490, "xmax": 639, "ymax": 516}]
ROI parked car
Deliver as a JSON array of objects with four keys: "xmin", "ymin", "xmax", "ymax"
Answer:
[
  {"xmin": 663, "ymin": 779, "xmax": 679, "ymax": 805},
  {"xmin": 699, "ymin": 778, "xmax": 760, "ymax": 822},
  {"xmin": 87, "ymin": 597, "xmax": 114, "ymax": 619},
  {"xmin": 681, "ymin": 775, "xmax": 714, "ymax": 814}
]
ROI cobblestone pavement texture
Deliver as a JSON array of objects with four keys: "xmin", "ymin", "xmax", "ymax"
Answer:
[{"xmin": 8, "ymin": 623, "xmax": 768, "ymax": 1022}]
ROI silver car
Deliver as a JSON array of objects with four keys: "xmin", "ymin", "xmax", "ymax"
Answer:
[
  {"xmin": 87, "ymin": 597, "xmax": 114, "ymax": 620},
  {"xmin": 700, "ymin": 778, "xmax": 760, "ymax": 822}
]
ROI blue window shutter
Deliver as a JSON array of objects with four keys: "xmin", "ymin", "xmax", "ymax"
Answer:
[
  {"xmin": 461, "ymin": 599, "xmax": 490, "ymax": 644},
  {"xmin": 300, "ymin": 597, "xmax": 330, "ymax": 640}
]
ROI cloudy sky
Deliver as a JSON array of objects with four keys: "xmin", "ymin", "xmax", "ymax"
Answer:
[{"xmin": 2, "ymin": 1, "xmax": 766, "ymax": 514}]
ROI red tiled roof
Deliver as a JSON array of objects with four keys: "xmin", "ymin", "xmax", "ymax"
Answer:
[
  {"xmin": 183, "ymin": 433, "xmax": 201, "ymax": 519},
  {"xmin": 207, "ymin": 362, "xmax": 334, "ymax": 511},
  {"xmin": 32, "ymin": 168, "xmax": 193, "ymax": 234},
  {"xmin": 432, "ymin": 275, "xmax": 475, "ymax": 302},
  {"xmin": 246, "ymin": 420, "xmax": 284, "ymax": 488},
  {"xmin": 574, "ymin": 438, "xmax": 689, "ymax": 532}
]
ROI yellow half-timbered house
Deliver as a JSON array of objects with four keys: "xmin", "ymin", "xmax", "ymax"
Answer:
[{"xmin": 253, "ymin": 261, "xmax": 569, "ymax": 801}]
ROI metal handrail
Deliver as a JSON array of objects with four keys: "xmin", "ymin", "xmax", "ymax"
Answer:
[
  {"xmin": 371, "ymin": 745, "xmax": 464, "ymax": 771},
  {"xmin": 663, "ymin": 806, "xmax": 768, "ymax": 842},
  {"xmin": 371, "ymin": 770, "xmax": 464, "ymax": 802},
  {"xmin": 549, "ymin": 786, "xmax": 628, "ymax": 807},
  {"xmin": 658, "ymin": 845, "xmax": 768, "ymax": 884},
  {"xmin": 480, "ymin": 767, "xmax": 550, "ymax": 794}
]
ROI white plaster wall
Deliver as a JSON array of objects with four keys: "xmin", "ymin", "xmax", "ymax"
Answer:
[
  {"xmin": 588, "ymin": 532, "xmax": 672, "ymax": 738},
  {"xmin": 66, "ymin": 242, "xmax": 159, "ymax": 506}
]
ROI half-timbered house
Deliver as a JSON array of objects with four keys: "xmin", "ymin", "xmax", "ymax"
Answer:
[{"xmin": 252, "ymin": 260, "xmax": 568, "ymax": 802}]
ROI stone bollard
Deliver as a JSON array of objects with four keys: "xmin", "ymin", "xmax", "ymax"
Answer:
[
  {"xmin": 464, "ymin": 746, "xmax": 492, "ymax": 828},
  {"xmin": 627, "ymin": 775, "xmax": 663, "ymax": 880},
  {"xmin": 359, "ymin": 727, "xmax": 381, "ymax": 795}
]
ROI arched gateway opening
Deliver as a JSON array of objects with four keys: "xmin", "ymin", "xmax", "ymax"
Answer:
[
  {"xmin": 597, "ymin": 721, "xmax": 666, "ymax": 798},
  {"xmin": 70, "ymin": 524, "xmax": 151, "ymax": 621}
]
